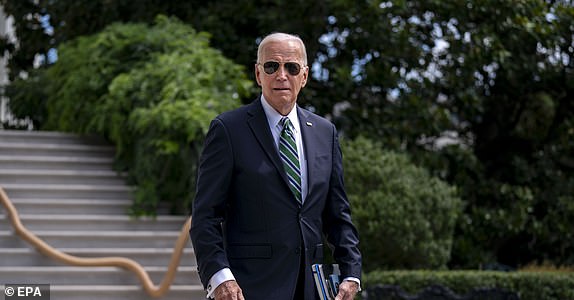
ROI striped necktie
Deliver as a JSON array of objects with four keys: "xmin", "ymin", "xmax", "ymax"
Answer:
[{"xmin": 279, "ymin": 117, "xmax": 302, "ymax": 203}]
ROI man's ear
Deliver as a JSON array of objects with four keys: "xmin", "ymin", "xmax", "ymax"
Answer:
[
  {"xmin": 255, "ymin": 64, "xmax": 262, "ymax": 86},
  {"xmin": 301, "ymin": 65, "xmax": 309, "ymax": 88}
]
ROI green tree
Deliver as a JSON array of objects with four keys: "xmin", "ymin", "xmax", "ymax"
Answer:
[
  {"xmin": 0, "ymin": 1, "xmax": 191, "ymax": 80},
  {"xmin": 2, "ymin": 0, "xmax": 574, "ymax": 268},
  {"xmin": 0, "ymin": 0, "xmax": 328, "ymax": 101},
  {"xmin": 322, "ymin": 0, "xmax": 574, "ymax": 268},
  {"xmin": 15, "ymin": 16, "xmax": 252, "ymax": 214}
]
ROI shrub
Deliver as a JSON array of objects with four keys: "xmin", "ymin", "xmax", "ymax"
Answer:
[
  {"xmin": 341, "ymin": 136, "xmax": 461, "ymax": 271},
  {"xmin": 362, "ymin": 270, "xmax": 574, "ymax": 300},
  {"xmin": 32, "ymin": 15, "xmax": 252, "ymax": 214}
]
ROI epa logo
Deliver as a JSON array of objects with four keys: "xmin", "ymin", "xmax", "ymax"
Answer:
[{"xmin": 4, "ymin": 284, "xmax": 50, "ymax": 299}]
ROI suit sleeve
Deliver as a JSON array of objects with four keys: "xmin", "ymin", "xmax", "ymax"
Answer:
[
  {"xmin": 323, "ymin": 124, "xmax": 362, "ymax": 280},
  {"xmin": 190, "ymin": 118, "xmax": 234, "ymax": 288}
]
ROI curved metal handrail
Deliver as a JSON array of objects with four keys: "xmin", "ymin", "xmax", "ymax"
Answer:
[{"xmin": 0, "ymin": 186, "xmax": 191, "ymax": 298}]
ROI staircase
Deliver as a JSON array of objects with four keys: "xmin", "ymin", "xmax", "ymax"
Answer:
[{"xmin": 0, "ymin": 130, "xmax": 206, "ymax": 300}]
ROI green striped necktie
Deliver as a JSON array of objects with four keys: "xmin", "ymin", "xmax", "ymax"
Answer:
[{"xmin": 279, "ymin": 117, "xmax": 302, "ymax": 203}]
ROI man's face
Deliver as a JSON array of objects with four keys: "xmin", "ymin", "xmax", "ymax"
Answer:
[{"xmin": 255, "ymin": 40, "xmax": 309, "ymax": 115}]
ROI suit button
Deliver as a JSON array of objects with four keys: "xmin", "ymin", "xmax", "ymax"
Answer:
[{"xmin": 295, "ymin": 248, "xmax": 300, "ymax": 254}]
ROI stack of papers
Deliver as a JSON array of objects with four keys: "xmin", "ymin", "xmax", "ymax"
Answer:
[{"xmin": 312, "ymin": 264, "xmax": 340, "ymax": 300}]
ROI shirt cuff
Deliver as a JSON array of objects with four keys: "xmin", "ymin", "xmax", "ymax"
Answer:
[
  {"xmin": 342, "ymin": 276, "xmax": 362, "ymax": 292},
  {"xmin": 206, "ymin": 268, "xmax": 235, "ymax": 298}
]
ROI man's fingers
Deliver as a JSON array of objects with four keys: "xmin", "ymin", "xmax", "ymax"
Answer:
[
  {"xmin": 214, "ymin": 280, "xmax": 244, "ymax": 300},
  {"xmin": 336, "ymin": 281, "xmax": 359, "ymax": 300}
]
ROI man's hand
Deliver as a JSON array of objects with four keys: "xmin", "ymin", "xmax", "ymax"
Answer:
[
  {"xmin": 214, "ymin": 280, "xmax": 244, "ymax": 300},
  {"xmin": 335, "ymin": 280, "xmax": 360, "ymax": 300}
]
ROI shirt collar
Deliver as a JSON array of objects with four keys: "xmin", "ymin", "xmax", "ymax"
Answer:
[{"xmin": 260, "ymin": 95, "xmax": 300, "ymax": 133}]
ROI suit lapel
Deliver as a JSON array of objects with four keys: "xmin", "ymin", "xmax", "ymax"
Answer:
[{"xmin": 246, "ymin": 99, "xmax": 291, "ymax": 189}]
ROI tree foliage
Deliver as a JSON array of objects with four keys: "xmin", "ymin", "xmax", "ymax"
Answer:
[
  {"xmin": 342, "ymin": 136, "xmax": 461, "ymax": 271},
  {"xmin": 320, "ymin": 0, "xmax": 574, "ymax": 269},
  {"xmin": 0, "ymin": 0, "xmax": 328, "ymax": 95},
  {"xmin": 1, "ymin": 0, "xmax": 573, "ymax": 267},
  {"xmin": 7, "ymin": 15, "xmax": 251, "ymax": 214}
]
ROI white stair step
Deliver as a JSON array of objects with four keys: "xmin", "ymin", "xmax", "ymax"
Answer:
[
  {"xmin": 0, "ymin": 169, "xmax": 127, "ymax": 185},
  {"xmin": 0, "ymin": 248, "xmax": 196, "ymax": 267},
  {"xmin": 0, "ymin": 142, "xmax": 115, "ymax": 158},
  {"xmin": 0, "ymin": 231, "xmax": 180, "ymax": 248},
  {"xmin": 0, "ymin": 155, "xmax": 114, "ymax": 170},
  {"xmin": 0, "ymin": 130, "xmax": 109, "ymax": 145},
  {"xmin": 0, "ymin": 214, "xmax": 186, "ymax": 231},
  {"xmin": 47, "ymin": 285, "xmax": 206, "ymax": 300},
  {"xmin": 7, "ymin": 198, "xmax": 132, "ymax": 214},
  {"xmin": 2, "ymin": 184, "xmax": 134, "ymax": 199},
  {"xmin": 0, "ymin": 266, "xmax": 200, "ymax": 285},
  {"xmin": 0, "ymin": 130, "xmax": 200, "ymax": 298}
]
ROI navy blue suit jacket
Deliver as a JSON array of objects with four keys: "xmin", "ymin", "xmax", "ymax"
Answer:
[{"xmin": 190, "ymin": 98, "xmax": 361, "ymax": 300}]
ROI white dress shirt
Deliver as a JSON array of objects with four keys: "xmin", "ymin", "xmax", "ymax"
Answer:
[{"xmin": 260, "ymin": 95, "xmax": 308, "ymax": 203}]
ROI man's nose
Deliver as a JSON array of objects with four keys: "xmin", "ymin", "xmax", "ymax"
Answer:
[{"xmin": 276, "ymin": 65, "xmax": 288, "ymax": 79}]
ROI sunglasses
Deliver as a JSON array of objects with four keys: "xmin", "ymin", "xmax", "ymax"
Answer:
[{"xmin": 260, "ymin": 61, "xmax": 303, "ymax": 76}]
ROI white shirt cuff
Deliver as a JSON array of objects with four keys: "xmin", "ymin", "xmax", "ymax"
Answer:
[
  {"xmin": 206, "ymin": 268, "xmax": 235, "ymax": 298},
  {"xmin": 342, "ymin": 277, "xmax": 362, "ymax": 291}
]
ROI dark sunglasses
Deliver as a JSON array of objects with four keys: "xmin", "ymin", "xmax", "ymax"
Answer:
[{"xmin": 260, "ymin": 61, "xmax": 302, "ymax": 76}]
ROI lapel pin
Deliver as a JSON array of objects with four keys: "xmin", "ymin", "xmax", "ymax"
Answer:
[{"xmin": 306, "ymin": 122, "xmax": 313, "ymax": 126}]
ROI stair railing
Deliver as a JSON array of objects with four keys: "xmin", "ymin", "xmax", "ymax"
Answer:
[{"xmin": 0, "ymin": 186, "xmax": 192, "ymax": 298}]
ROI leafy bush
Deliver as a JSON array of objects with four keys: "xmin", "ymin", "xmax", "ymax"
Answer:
[
  {"xmin": 363, "ymin": 270, "xmax": 574, "ymax": 300},
  {"xmin": 424, "ymin": 144, "xmax": 574, "ymax": 269},
  {"xmin": 27, "ymin": 15, "xmax": 252, "ymax": 214},
  {"xmin": 4, "ymin": 69, "xmax": 48, "ymax": 128},
  {"xmin": 341, "ymin": 137, "xmax": 461, "ymax": 271}
]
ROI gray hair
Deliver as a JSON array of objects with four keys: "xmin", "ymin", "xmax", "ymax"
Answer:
[{"xmin": 257, "ymin": 33, "xmax": 308, "ymax": 66}]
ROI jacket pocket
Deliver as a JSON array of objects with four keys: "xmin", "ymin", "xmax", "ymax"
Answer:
[{"xmin": 227, "ymin": 243, "xmax": 273, "ymax": 259}]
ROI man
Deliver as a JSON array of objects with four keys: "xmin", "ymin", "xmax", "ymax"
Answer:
[{"xmin": 190, "ymin": 32, "xmax": 362, "ymax": 300}]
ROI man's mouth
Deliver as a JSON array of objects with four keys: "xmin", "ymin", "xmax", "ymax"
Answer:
[{"xmin": 274, "ymin": 88, "xmax": 290, "ymax": 91}]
